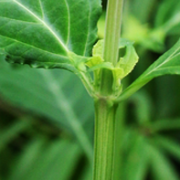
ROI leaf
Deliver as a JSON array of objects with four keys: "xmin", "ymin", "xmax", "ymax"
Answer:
[
  {"xmin": 148, "ymin": 144, "xmax": 179, "ymax": 180},
  {"xmin": 130, "ymin": 90, "xmax": 153, "ymax": 124},
  {"xmin": 87, "ymin": 39, "xmax": 138, "ymax": 78},
  {"xmin": 0, "ymin": 57, "xmax": 93, "ymax": 161},
  {"xmin": 155, "ymin": 136, "xmax": 180, "ymax": 161},
  {"xmin": 0, "ymin": 118, "xmax": 30, "ymax": 151},
  {"xmin": 79, "ymin": 163, "xmax": 92, "ymax": 180},
  {"xmin": 8, "ymin": 137, "xmax": 47, "ymax": 180},
  {"xmin": 155, "ymin": 0, "xmax": 180, "ymax": 29},
  {"xmin": 0, "ymin": 0, "xmax": 101, "ymax": 71},
  {"xmin": 150, "ymin": 118, "xmax": 180, "ymax": 132},
  {"xmin": 123, "ymin": 135, "xmax": 149, "ymax": 180},
  {"xmin": 129, "ymin": 0, "xmax": 156, "ymax": 23},
  {"xmin": 118, "ymin": 39, "xmax": 139, "ymax": 79},
  {"xmin": 118, "ymin": 39, "xmax": 180, "ymax": 102},
  {"xmin": 8, "ymin": 137, "xmax": 82, "ymax": 180}
]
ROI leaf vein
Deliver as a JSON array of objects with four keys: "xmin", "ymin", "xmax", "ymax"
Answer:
[
  {"xmin": 13, "ymin": 0, "xmax": 69, "ymax": 53},
  {"xmin": 0, "ymin": 34, "xmax": 68, "ymax": 59},
  {"xmin": 145, "ymin": 46, "xmax": 180, "ymax": 76},
  {"xmin": 0, "ymin": 16, "xmax": 39, "ymax": 24}
]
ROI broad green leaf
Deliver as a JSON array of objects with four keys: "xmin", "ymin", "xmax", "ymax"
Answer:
[
  {"xmin": 0, "ymin": 57, "xmax": 93, "ymax": 161},
  {"xmin": 148, "ymin": 144, "xmax": 179, "ymax": 180},
  {"xmin": 118, "ymin": 39, "xmax": 180, "ymax": 102},
  {"xmin": 0, "ymin": 0, "xmax": 101, "ymax": 71}
]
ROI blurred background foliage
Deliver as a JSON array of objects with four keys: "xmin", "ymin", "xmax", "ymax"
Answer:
[{"xmin": 1, "ymin": 0, "xmax": 180, "ymax": 179}]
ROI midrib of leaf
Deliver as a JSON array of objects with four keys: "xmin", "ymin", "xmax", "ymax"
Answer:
[
  {"xmin": 144, "ymin": 46, "xmax": 180, "ymax": 77},
  {"xmin": 39, "ymin": 70, "xmax": 93, "ymax": 163},
  {"xmin": 13, "ymin": 0, "xmax": 69, "ymax": 53}
]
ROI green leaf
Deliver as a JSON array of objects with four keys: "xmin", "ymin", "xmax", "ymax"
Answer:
[
  {"xmin": 130, "ymin": 90, "xmax": 153, "ymax": 124},
  {"xmin": 0, "ymin": 57, "xmax": 93, "ymax": 161},
  {"xmin": 150, "ymin": 118, "xmax": 180, "ymax": 132},
  {"xmin": 8, "ymin": 137, "xmax": 47, "ymax": 180},
  {"xmin": 0, "ymin": 0, "xmax": 101, "ymax": 71},
  {"xmin": 123, "ymin": 135, "xmax": 149, "ymax": 180},
  {"xmin": 117, "ymin": 39, "xmax": 139, "ymax": 79},
  {"xmin": 8, "ymin": 138, "xmax": 82, "ymax": 180},
  {"xmin": 87, "ymin": 38, "xmax": 138, "ymax": 79},
  {"xmin": 129, "ymin": 0, "xmax": 156, "ymax": 23},
  {"xmin": 148, "ymin": 144, "xmax": 179, "ymax": 180},
  {"xmin": 155, "ymin": 136, "xmax": 180, "ymax": 161},
  {"xmin": 118, "ymin": 39, "xmax": 180, "ymax": 102},
  {"xmin": 86, "ymin": 38, "xmax": 138, "ymax": 96},
  {"xmin": 155, "ymin": 0, "xmax": 180, "ymax": 29},
  {"xmin": 79, "ymin": 164, "xmax": 92, "ymax": 180},
  {"xmin": 0, "ymin": 118, "xmax": 30, "ymax": 151}
]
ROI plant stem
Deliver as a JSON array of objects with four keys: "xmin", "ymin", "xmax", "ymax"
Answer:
[
  {"xmin": 93, "ymin": 99, "xmax": 117, "ymax": 180},
  {"xmin": 100, "ymin": 0, "xmax": 124, "ymax": 95},
  {"xmin": 93, "ymin": 0, "xmax": 124, "ymax": 179},
  {"xmin": 103, "ymin": 0, "xmax": 124, "ymax": 65}
]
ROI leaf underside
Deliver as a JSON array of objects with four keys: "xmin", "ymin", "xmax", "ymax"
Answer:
[
  {"xmin": 0, "ymin": 0, "xmax": 101, "ymax": 71},
  {"xmin": 0, "ymin": 56, "xmax": 94, "ymax": 159}
]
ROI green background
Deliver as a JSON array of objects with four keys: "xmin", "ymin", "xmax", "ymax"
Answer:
[{"xmin": 1, "ymin": 0, "xmax": 180, "ymax": 179}]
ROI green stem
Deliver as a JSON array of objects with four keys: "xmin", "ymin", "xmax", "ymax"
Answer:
[
  {"xmin": 93, "ymin": 99, "xmax": 117, "ymax": 180},
  {"xmin": 100, "ymin": 0, "xmax": 124, "ymax": 95},
  {"xmin": 93, "ymin": 0, "xmax": 124, "ymax": 179},
  {"xmin": 103, "ymin": 0, "xmax": 124, "ymax": 65}
]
